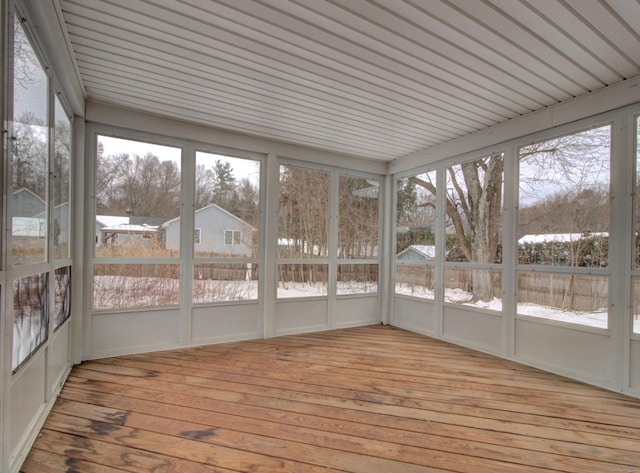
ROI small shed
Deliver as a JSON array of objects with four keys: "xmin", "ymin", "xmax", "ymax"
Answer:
[
  {"xmin": 100, "ymin": 223, "xmax": 158, "ymax": 248},
  {"xmin": 396, "ymin": 245, "xmax": 437, "ymax": 262},
  {"xmin": 95, "ymin": 215, "xmax": 130, "ymax": 246}
]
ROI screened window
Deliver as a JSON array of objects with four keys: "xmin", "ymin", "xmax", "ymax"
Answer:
[
  {"xmin": 279, "ymin": 165, "xmax": 329, "ymax": 259},
  {"xmin": 445, "ymin": 154, "xmax": 504, "ymax": 265},
  {"xmin": 337, "ymin": 176, "xmax": 380, "ymax": 295},
  {"xmin": 337, "ymin": 264, "xmax": 378, "ymax": 295},
  {"xmin": 519, "ymin": 126, "xmax": 610, "ymax": 267},
  {"xmin": 194, "ymin": 152, "xmax": 259, "ymax": 258},
  {"xmin": 395, "ymin": 170, "xmax": 437, "ymax": 300},
  {"xmin": 338, "ymin": 176, "xmax": 379, "ymax": 259},
  {"xmin": 194, "ymin": 263, "xmax": 258, "ymax": 302},
  {"xmin": 278, "ymin": 165, "xmax": 329, "ymax": 298},
  {"xmin": 93, "ymin": 136, "xmax": 182, "ymax": 310},
  {"xmin": 95, "ymin": 135, "xmax": 181, "ymax": 258},
  {"xmin": 11, "ymin": 17, "xmax": 49, "ymax": 265},
  {"xmin": 93, "ymin": 264, "xmax": 180, "ymax": 310},
  {"xmin": 54, "ymin": 96, "xmax": 71, "ymax": 260},
  {"xmin": 443, "ymin": 155, "xmax": 504, "ymax": 309},
  {"xmin": 192, "ymin": 152, "xmax": 260, "ymax": 303},
  {"xmin": 277, "ymin": 264, "xmax": 328, "ymax": 298},
  {"xmin": 518, "ymin": 125, "xmax": 611, "ymax": 329}
]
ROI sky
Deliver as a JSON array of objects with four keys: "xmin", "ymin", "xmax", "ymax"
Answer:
[{"xmin": 98, "ymin": 135, "xmax": 260, "ymax": 184}]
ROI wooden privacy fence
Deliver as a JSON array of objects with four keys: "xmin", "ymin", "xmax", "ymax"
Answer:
[
  {"xmin": 517, "ymin": 272, "xmax": 607, "ymax": 311},
  {"xmin": 396, "ymin": 266, "xmax": 608, "ymax": 311}
]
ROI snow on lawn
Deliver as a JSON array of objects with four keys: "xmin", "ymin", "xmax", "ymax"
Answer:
[
  {"xmin": 91, "ymin": 276, "xmax": 640, "ymax": 333},
  {"xmin": 276, "ymin": 281, "xmax": 378, "ymax": 298},
  {"xmin": 396, "ymin": 283, "xmax": 640, "ymax": 332}
]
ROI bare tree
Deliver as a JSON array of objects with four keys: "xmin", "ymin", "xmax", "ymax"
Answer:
[
  {"xmin": 279, "ymin": 166, "xmax": 330, "ymax": 285},
  {"xmin": 95, "ymin": 150, "xmax": 127, "ymax": 214},
  {"xmin": 235, "ymin": 177, "xmax": 259, "ymax": 228},
  {"xmin": 405, "ymin": 125, "xmax": 610, "ymax": 303},
  {"xmin": 409, "ymin": 154, "xmax": 503, "ymax": 302},
  {"xmin": 195, "ymin": 163, "xmax": 216, "ymax": 209},
  {"xmin": 338, "ymin": 177, "xmax": 379, "ymax": 259},
  {"xmin": 279, "ymin": 166, "xmax": 329, "ymax": 259},
  {"xmin": 12, "ymin": 111, "xmax": 48, "ymax": 199},
  {"xmin": 96, "ymin": 151, "xmax": 180, "ymax": 217}
]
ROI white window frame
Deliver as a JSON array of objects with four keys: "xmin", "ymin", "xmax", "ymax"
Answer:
[{"xmin": 224, "ymin": 229, "xmax": 241, "ymax": 245}]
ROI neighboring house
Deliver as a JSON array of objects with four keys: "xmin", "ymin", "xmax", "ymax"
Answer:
[
  {"xmin": 12, "ymin": 187, "xmax": 45, "ymax": 217},
  {"xmin": 396, "ymin": 244, "xmax": 437, "ymax": 262},
  {"xmin": 12, "ymin": 189, "xmax": 47, "ymax": 242},
  {"xmin": 163, "ymin": 203, "xmax": 253, "ymax": 256}
]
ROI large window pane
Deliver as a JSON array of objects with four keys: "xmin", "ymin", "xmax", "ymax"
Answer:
[
  {"xmin": 93, "ymin": 264, "xmax": 180, "ymax": 309},
  {"xmin": 519, "ymin": 126, "xmax": 610, "ymax": 267},
  {"xmin": 277, "ymin": 264, "xmax": 328, "ymax": 298},
  {"xmin": 444, "ymin": 155, "xmax": 504, "ymax": 266},
  {"xmin": 193, "ymin": 263, "xmax": 258, "ymax": 303},
  {"xmin": 337, "ymin": 264, "xmax": 378, "ymax": 295},
  {"xmin": 396, "ymin": 171, "xmax": 437, "ymax": 256},
  {"xmin": 517, "ymin": 272, "xmax": 608, "ymax": 328},
  {"xmin": 95, "ymin": 136, "xmax": 181, "ymax": 257},
  {"xmin": 338, "ymin": 176, "xmax": 379, "ymax": 259},
  {"xmin": 395, "ymin": 170, "xmax": 437, "ymax": 300},
  {"xmin": 395, "ymin": 265, "xmax": 435, "ymax": 299},
  {"xmin": 54, "ymin": 96, "xmax": 71, "ymax": 260},
  {"xmin": 279, "ymin": 166, "xmax": 329, "ymax": 259},
  {"xmin": 11, "ymin": 18, "xmax": 49, "ymax": 265},
  {"xmin": 194, "ymin": 152, "xmax": 259, "ymax": 258},
  {"xmin": 13, "ymin": 273, "xmax": 48, "ymax": 371}
]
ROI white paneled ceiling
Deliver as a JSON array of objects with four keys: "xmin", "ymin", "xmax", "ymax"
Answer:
[{"xmin": 57, "ymin": 0, "xmax": 640, "ymax": 161}]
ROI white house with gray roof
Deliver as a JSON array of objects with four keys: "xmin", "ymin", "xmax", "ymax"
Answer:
[{"xmin": 162, "ymin": 203, "xmax": 254, "ymax": 257}]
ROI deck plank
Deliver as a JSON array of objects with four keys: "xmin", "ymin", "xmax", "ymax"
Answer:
[{"xmin": 21, "ymin": 325, "xmax": 640, "ymax": 473}]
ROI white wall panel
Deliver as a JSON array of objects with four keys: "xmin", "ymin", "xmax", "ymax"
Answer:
[
  {"xmin": 392, "ymin": 297, "xmax": 437, "ymax": 336},
  {"xmin": 48, "ymin": 324, "xmax": 71, "ymax": 395},
  {"xmin": 192, "ymin": 304, "xmax": 260, "ymax": 344},
  {"xmin": 90, "ymin": 309, "xmax": 181, "ymax": 358},
  {"xmin": 515, "ymin": 319, "xmax": 611, "ymax": 388},
  {"xmin": 274, "ymin": 299, "xmax": 328, "ymax": 336},
  {"xmin": 443, "ymin": 306, "xmax": 503, "ymax": 356},
  {"xmin": 334, "ymin": 296, "xmax": 380, "ymax": 328},
  {"xmin": 8, "ymin": 352, "xmax": 46, "ymax": 469},
  {"xmin": 631, "ymin": 339, "xmax": 640, "ymax": 390}
]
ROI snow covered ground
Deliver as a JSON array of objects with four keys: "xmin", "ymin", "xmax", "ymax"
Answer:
[
  {"xmin": 94, "ymin": 276, "xmax": 379, "ymax": 306},
  {"xmin": 395, "ymin": 283, "xmax": 640, "ymax": 332},
  {"xmin": 90, "ymin": 275, "xmax": 640, "ymax": 332}
]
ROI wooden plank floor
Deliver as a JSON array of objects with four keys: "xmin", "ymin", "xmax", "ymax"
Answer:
[{"xmin": 22, "ymin": 325, "xmax": 640, "ymax": 473}]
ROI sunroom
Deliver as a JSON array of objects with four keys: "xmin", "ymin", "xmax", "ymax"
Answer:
[{"xmin": 2, "ymin": 1, "xmax": 640, "ymax": 472}]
